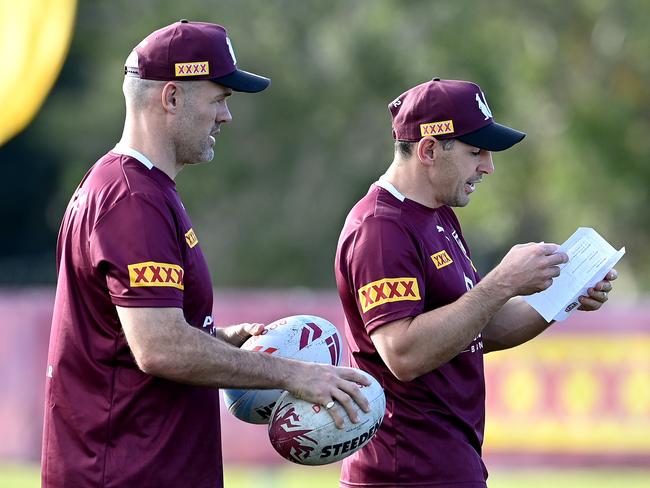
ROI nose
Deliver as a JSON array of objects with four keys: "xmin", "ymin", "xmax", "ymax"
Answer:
[
  {"xmin": 217, "ymin": 101, "xmax": 232, "ymax": 125},
  {"xmin": 479, "ymin": 151, "xmax": 494, "ymax": 175}
]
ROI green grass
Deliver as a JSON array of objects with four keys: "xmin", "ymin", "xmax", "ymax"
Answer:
[
  {"xmin": 3, "ymin": 464, "xmax": 649, "ymax": 487},
  {"xmin": 0, "ymin": 464, "xmax": 39, "ymax": 488}
]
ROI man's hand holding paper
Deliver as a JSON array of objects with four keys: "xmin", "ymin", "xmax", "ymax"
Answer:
[
  {"xmin": 523, "ymin": 228, "xmax": 624, "ymax": 322},
  {"xmin": 577, "ymin": 268, "xmax": 618, "ymax": 312}
]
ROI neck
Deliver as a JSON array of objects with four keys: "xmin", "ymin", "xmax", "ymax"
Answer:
[
  {"xmin": 383, "ymin": 156, "xmax": 442, "ymax": 208},
  {"xmin": 119, "ymin": 115, "xmax": 183, "ymax": 180}
]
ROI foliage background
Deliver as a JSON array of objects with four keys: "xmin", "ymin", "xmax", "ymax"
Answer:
[{"xmin": 1, "ymin": 0, "xmax": 647, "ymax": 292}]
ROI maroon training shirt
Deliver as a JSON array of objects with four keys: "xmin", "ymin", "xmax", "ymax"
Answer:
[
  {"xmin": 42, "ymin": 147, "xmax": 221, "ymax": 487},
  {"xmin": 335, "ymin": 179, "xmax": 487, "ymax": 487}
]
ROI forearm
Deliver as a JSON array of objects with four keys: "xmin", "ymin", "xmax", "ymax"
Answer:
[
  {"xmin": 377, "ymin": 276, "xmax": 511, "ymax": 380},
  {"xmin": 118, "ymin": 307, "xmax": 372, "ymax": 422},
  {"xmin": 482, "ymin": 297, "xmax": 552, "ymax": 352},
  {"xmin": 155, "ymin": 323, "xmax": 296, "ymax": 388},
  {"xmin": 120, "ymin": 308, "xmax": 294, "ymax": 389}
]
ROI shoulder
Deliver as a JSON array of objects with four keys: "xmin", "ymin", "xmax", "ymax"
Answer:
[
  {"xmin": 87, "ymin": 152, "xmax": 166, "ymax": 196},
  {"xmin": 342, "ymin": 186, "xmax": 410, "ymax": 235},
  {"xmin": 341, "ymin": 210, "xmax": 417, "ymax": 257},
  {"xmin": 86, "ymin": 152, "xmax": 170, "ymax": 215},
  {"xmin": 79, "ymin": 154, "xmax": 176, "ymax": 233}
]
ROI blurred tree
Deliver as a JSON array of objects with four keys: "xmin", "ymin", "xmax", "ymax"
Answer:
[{"xmin": 0, "ymin": 0, "xmax": 646, "ymax": 293}]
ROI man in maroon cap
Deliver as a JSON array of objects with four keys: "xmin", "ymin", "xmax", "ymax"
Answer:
[
  {"xmin": 334, "ymin": 78, "xmax": 618, "ymax": 487},
  {"xmin": 42, "ymin": 20, "xmax": 370, "ymax": 488}
]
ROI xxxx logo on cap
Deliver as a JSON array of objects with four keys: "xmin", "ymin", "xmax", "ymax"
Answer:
[
  {"xmin": 175, "ymin": 61, "xmax": 209, "ymax": 77},
  {"xmin": 128, "ymin": 261, "xmax": 184, "ymax": 290},
  {"xmin": 420, "ymin": 120, "xmax": 454, "ymax": 137},
  {"xmin": 358, "ymin": 277, "xmax": 420, "ymax": 313}
]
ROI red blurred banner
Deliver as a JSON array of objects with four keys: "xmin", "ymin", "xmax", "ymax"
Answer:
[{"xmin": 1, "ymin": 289, "xmax": 648, "ymax": 466}]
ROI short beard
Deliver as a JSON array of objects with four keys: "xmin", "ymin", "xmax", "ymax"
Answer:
[
  {"xmin": 173, "ymin": 94, "xmax": 215, "ymax": 165},
  {"xmin": 177, "ymin": 142, "xmax": 214, "ymax": 165}
]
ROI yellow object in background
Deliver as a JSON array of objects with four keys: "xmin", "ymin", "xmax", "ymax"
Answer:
[
  {"xmin": 0, "ymin": 0, "xmax": 77, "ymax": 147},
  {"xmin": 485, "ymin": 335, "xmax": 650, "ymax": 454}
]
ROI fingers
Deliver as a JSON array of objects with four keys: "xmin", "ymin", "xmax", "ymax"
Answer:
[
  {"xmin": 249, "ymin": 323, "xmax": 266, "ymax": 336},
  {"xmin": 323, "ymin": 401, "xmax": 345, "ymax": 429},
  {"xmin": 594, "ymin": 280, "xmax": 612, "ymax": 293},
  {"xmin": 295, "ymin": 365, "xmax": 371, "ymax": 430},
  {"xmin": 578, "ymin": 294, "xmax": 604, "ymax": 311},
  {"xmin": 339, "ymin": 367, "xmax": 372, "ymax": 387},
  {"xmin": 330, "ymin": 390, "xmax": 360, "ymax": 426},
  {"xmin": 543, "ymin": 251, "xmax": 569, "ymax": 266},
  {"xmin": 605, "ymin": 269, "xmax": 618, "ymax": 281},
  {"xmin": 539, "ymin": 243, "xmax": 561, "ymax": 255},
  {"xmin": 578, "ymin": 285, "xmax": 610, "ymax": 311},
  {"xmin": 588, "ymin": 287, "xmax": 609, "ymax": 303},
  {"xmin": 241, "ymin": 322, "xmax": 265, "ymax": 336},
  {"xmin": 547, "ymin": 266, "xmax": 561, "ymax": 279},
  {"xmin": 323, "ymin": 368, "xmax": 371, "ymax": 429},
  {"xmin": 320, "ymin": 387, "xmax": 365, "ymax": 430},
  {"xmin": 337, "ymin": 374, "xmax": 371, "ymax": 413}
]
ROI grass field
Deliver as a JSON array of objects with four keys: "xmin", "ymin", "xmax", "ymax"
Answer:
[{"xmin": 3, "ymin": 464, "xmax": 649, "ymax": 487}]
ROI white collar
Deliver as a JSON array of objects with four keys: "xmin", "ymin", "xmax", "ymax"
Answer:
[
  {"xmin": 113, "ymin": 143, "xmax": 154, "ymax": 170},
  {"xmin": 376, "ymin": 174, "xmax": 405, "ymax": 202}
]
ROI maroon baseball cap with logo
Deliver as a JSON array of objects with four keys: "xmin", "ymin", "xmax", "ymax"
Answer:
[
  {"xmin": 389, "ymin": 78, "xmax": 525, "ymax": 151},
  {"xmin": 124, "ymin": 19, "xmax": 270, "ymax": 93}
]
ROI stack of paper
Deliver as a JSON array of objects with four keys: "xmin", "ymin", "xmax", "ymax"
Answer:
[{"xmin": 523, "ymin": 227, "xmax": 625, "ymax": 322}]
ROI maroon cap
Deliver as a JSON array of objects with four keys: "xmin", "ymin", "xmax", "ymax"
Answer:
[
  {"xmin": 124, "ymin": 20, "xmax": 270, "ymax": 93},
  {"xmin": 389, "ymin": 78, "xmax": 525, "ymax": 151}
]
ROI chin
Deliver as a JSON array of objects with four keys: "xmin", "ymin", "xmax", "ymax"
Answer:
[
  {"xmin": 203, "ymin": 149, "xmax": 215, "ymax": 162},
  {"xmin": 191, "ymin": 148, "xmax": 215, "ymax": 164},
  {"xmin": 450, "ymin": 195, "xmax": 470, "ymax": 207}
]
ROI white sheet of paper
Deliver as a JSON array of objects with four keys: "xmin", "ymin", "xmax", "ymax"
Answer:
[{"xmin": 523, "ymin": 227, "xmax": 625, "ymax": 322}]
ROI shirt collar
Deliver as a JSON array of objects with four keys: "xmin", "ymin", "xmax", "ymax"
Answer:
[
  {"xmin": 112, "ymin": 143, "xmax": 155, "ymax": 170},
  {"xmin": 376, "ymin": 174, "xmax": 406, "ymax": 202}
]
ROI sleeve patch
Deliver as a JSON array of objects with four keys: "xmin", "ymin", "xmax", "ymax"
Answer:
[
  {"xmin": 128, "ymin": 261, "xmax": 185, "ymax": 290},
  {"xmin": 431, "ymin": 250, "xmax": 453, "ymax": 269},
  {"xmin": 357, "ymin": 277, "xmax": 420, "ymax": 313},
  {"xmin": 185, "ymin": 228, "xmax": 199, "ymax": 248}
]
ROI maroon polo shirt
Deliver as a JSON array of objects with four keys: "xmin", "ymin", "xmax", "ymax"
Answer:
[
  {"xmin": 335, "ymin": 180, "xmax": 486, "ymax": 487},
  {"xmin": 42, "ymin": 148, "xmax": 220, "ymax": 487}
]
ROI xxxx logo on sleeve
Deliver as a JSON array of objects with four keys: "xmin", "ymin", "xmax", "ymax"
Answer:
[
  {"xmin": 185, "ymin": 228, "xmax": 198, "ymax": 248},
  {"xmin": 128, "ymin": 261, "xmax": 184, "ymax": 290},
  {"xmin": 358, "ymin": 277, "xmax": 420, "ymax": 313},
  {"xmin": 431, "ymin": 250, "xmax": 453, "ymax": 269}
]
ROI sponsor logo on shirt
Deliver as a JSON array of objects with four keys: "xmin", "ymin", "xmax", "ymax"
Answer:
[
  {"xmin": 202, "ymin": 315, "xmax": 216, "ymax": 336},
  {"xmin": 185, "ymin": 228, "xmax": 199, "ymax": 248},
  {"xmin": 175, "ymin": 61, "xmax": 209, "ymax": 76},
  {"xmin": 431, "ymin": 250, "xmax": 453, "ymax": 269},
  {"xmin": 128, "ymin": 261, "xmax": 184, "ymax": 290},
  {"xmin": 461, "ymin": 333, "xmax": 484, "ymax": 354},
  {"xmin": 358, "ymin": 277, "xmax": 420, "ymax": 313},
  {"xmin": 420, "ymin": 119, "xmax": 454, "ymax": 137}
]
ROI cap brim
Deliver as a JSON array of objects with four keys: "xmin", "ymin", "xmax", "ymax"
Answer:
[
  {"xmin": 457, "ymin": 122, "xmax": 526, "ymax": 152},
  {"xmin": 212, "ymin": 69, "xmax": 270, "ymax": 93}
]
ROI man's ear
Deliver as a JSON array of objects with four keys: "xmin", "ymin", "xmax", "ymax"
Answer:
[
  {"xmin": 161, "ymin": 82, "xmax": 179, "ymax": 114},
  {"xmin": 416, "ymin": 136, "xmax": 439, "ymax": 167}
]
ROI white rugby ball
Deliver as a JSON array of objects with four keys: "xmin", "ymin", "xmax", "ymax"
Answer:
[
  {"xmin": 222, "ymin": 315, "xmax": 342, "ymax": 424},
  {"xmin": 267, "ymin": 369, "xmax": 385, "ymax": 465}
]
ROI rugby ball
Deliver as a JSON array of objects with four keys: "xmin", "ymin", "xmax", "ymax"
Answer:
[
  {"xmin": 222, "ymin": 315, "xmax": 342, "ymax": 424},
  {"xmin": 267, "ymin": 369, "xmax": 385, "ymax": 465}
]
